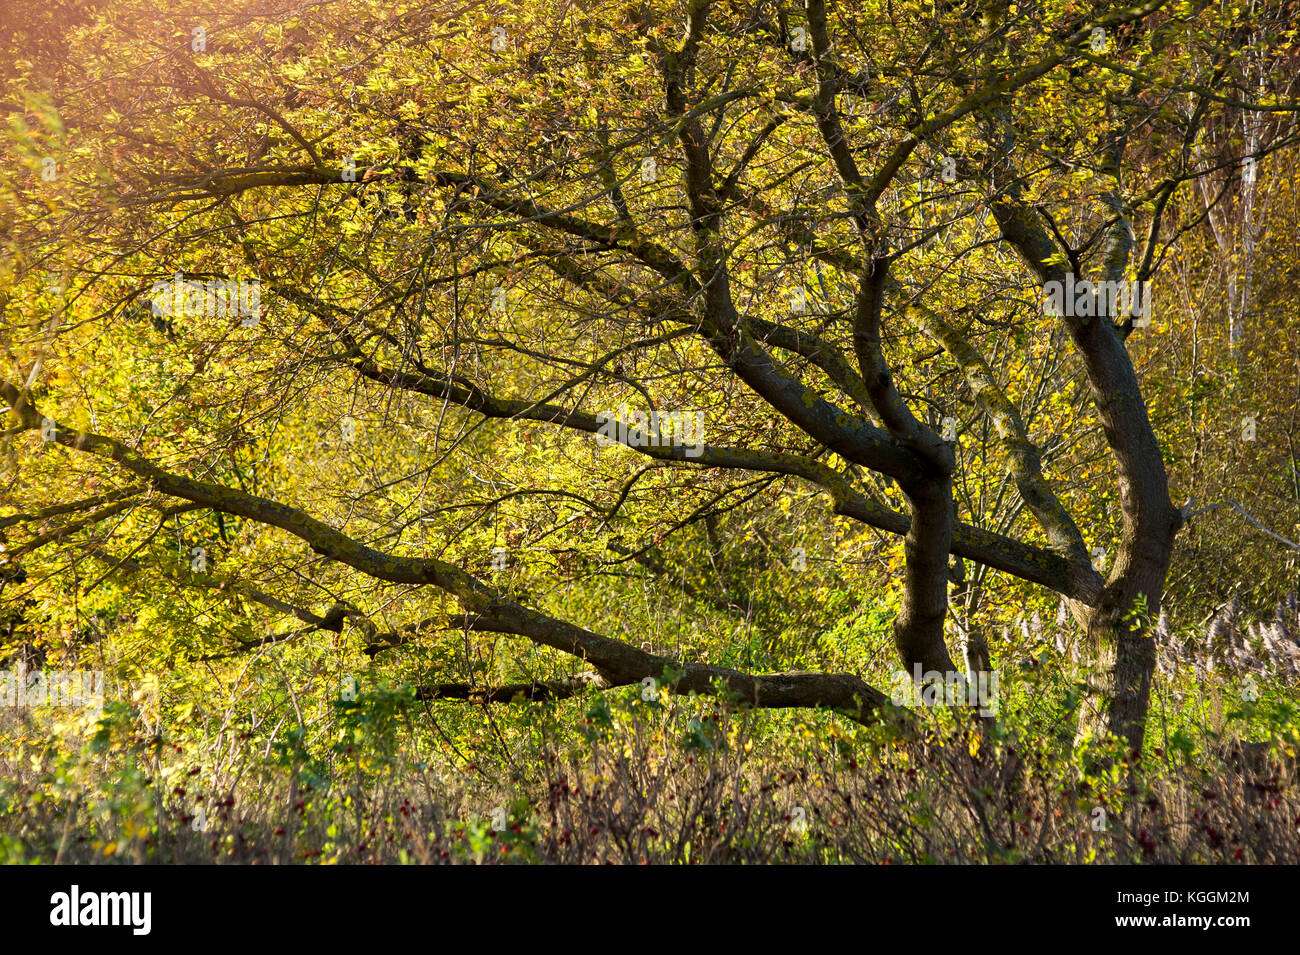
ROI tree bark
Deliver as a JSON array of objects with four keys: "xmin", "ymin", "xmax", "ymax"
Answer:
[
  {"xmin": 894, "ymin": 475, "xmax": 959, "ymax": 675},
  {"xmin": 1077, "ymin": 505, "xmax": 1182, "ymax": 755}
]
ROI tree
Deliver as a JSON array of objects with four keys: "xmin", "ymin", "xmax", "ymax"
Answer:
[{"xmin": 3, "ymin": 0, "xmax": 1298, "ymax": 758}]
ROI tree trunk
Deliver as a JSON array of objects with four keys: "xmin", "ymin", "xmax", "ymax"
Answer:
[
  {"xmin": 1076, "ymin": 508, "xmax": 1181, "ymax": 756},
  {"xmin": 894, "ymin": 475, "xmax": 959, "ymax": 675}
]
